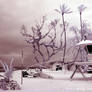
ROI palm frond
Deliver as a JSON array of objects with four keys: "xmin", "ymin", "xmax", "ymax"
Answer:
[
  {"xmin": 61, "ymin": 4, "xmax": 72, "ymax": 14},
  {"xmin": 0, "ymin": 60, "xmax": 7, "ymax": 72},
  {"xmin": 4, "ymin": 62, "xmax": 9, "ymax": 73},
  {"xmin": 55, "ymin": 4, "xmax": 72, "ymax": 15},
  {"xmin": 10, "ymin": 57, "xmax": 14, "ymax": 70},
  {"xmin": 0, "ymin": 57, "xmax": 14, "ymax": 79},
  {"xmin": 54, "ymin": 9, "xmax": 61, "ymax": 14},
  {"xmin": 78, "ymin": 4, "xmax": 87, "ymax": 13}
]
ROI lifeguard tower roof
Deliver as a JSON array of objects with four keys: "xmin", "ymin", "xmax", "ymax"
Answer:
[{"xmin": 76, "ymin": 40, "xmax": 92, "ymax": 54}]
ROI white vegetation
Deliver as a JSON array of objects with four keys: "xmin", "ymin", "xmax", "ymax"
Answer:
[
  {"xmin": 0, "ymin": 57, "xmax": 14, "ymax": 80},
  {"xmin": 78, "ymin": 4, "xmax": 87, "ymax": 14},
  {"xmin": 0, "ymin": 57, "xmax": 21, "ymax": 90}
]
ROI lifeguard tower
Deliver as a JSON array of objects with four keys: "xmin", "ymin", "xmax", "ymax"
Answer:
[{"xmin": 71, "ymin": 40, "xmax": 92, "ymax": 79}]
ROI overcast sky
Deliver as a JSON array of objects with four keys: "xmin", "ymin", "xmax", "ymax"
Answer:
[{"xmin": 0, "ymin": 0, "xmax": 92, "ymax": 66}]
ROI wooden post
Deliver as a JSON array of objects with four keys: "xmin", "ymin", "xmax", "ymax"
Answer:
[{"xmin": 21, "ymin": 50, "xmax": 24, "ymax": 85}]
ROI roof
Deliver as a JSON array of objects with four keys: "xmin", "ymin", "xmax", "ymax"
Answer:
[{"xmin": 76, "ymin": 40, "xmax": 92, "ymax": 47}]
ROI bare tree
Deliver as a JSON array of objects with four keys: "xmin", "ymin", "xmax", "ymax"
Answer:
[
  {"xmin": 55, "ymin": 4, "xmax": 72, "ymax": 64},
  {"xmin": 21, "ymin": 16, "xmax": 63, "ymax": 71}
]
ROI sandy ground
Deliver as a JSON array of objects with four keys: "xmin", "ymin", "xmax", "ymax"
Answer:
[{"xmin": 0, "ymin": 69, "xmax": 92, "ymax": 92}]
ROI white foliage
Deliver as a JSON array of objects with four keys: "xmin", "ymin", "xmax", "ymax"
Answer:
[
  {"xmin": 55, "ymin": 3, "xmax": 72, "ymax": 15},
  {"xmin": 78, "ymin": 4, "xmax": 87, "ymax": 13},
  {"xmin": 0, "ymin": 57, "xmax": 14, "ymax": 79}
]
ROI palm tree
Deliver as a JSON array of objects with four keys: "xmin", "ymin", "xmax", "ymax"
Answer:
[
  {"xmin": 78, "ymin": 4, "xmax": 87, "ymax": 40},
  {"xmin": 55, "ymin": 4, "xmax": 72, "ymax": 64},
  {"xmin": 78, "ymin": 5, "xmax": 88, "ymax": 65}
]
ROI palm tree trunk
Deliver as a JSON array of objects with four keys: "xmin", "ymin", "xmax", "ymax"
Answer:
[
  {"xmin": 62, "ymin": 14, "xmax": 66, "ymax": 64},
  {"xmin": 80, "ymin": 12, "xmax": 85, "ymax": 62},
  {"xmin": 80, "ymin": 12, "xmax": 83, "ymax": 40}
]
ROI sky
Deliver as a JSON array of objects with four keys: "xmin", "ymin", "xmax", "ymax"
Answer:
[{"xmin": 0, "ymin": 0, "xmax": 92, "ymax": 67}]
